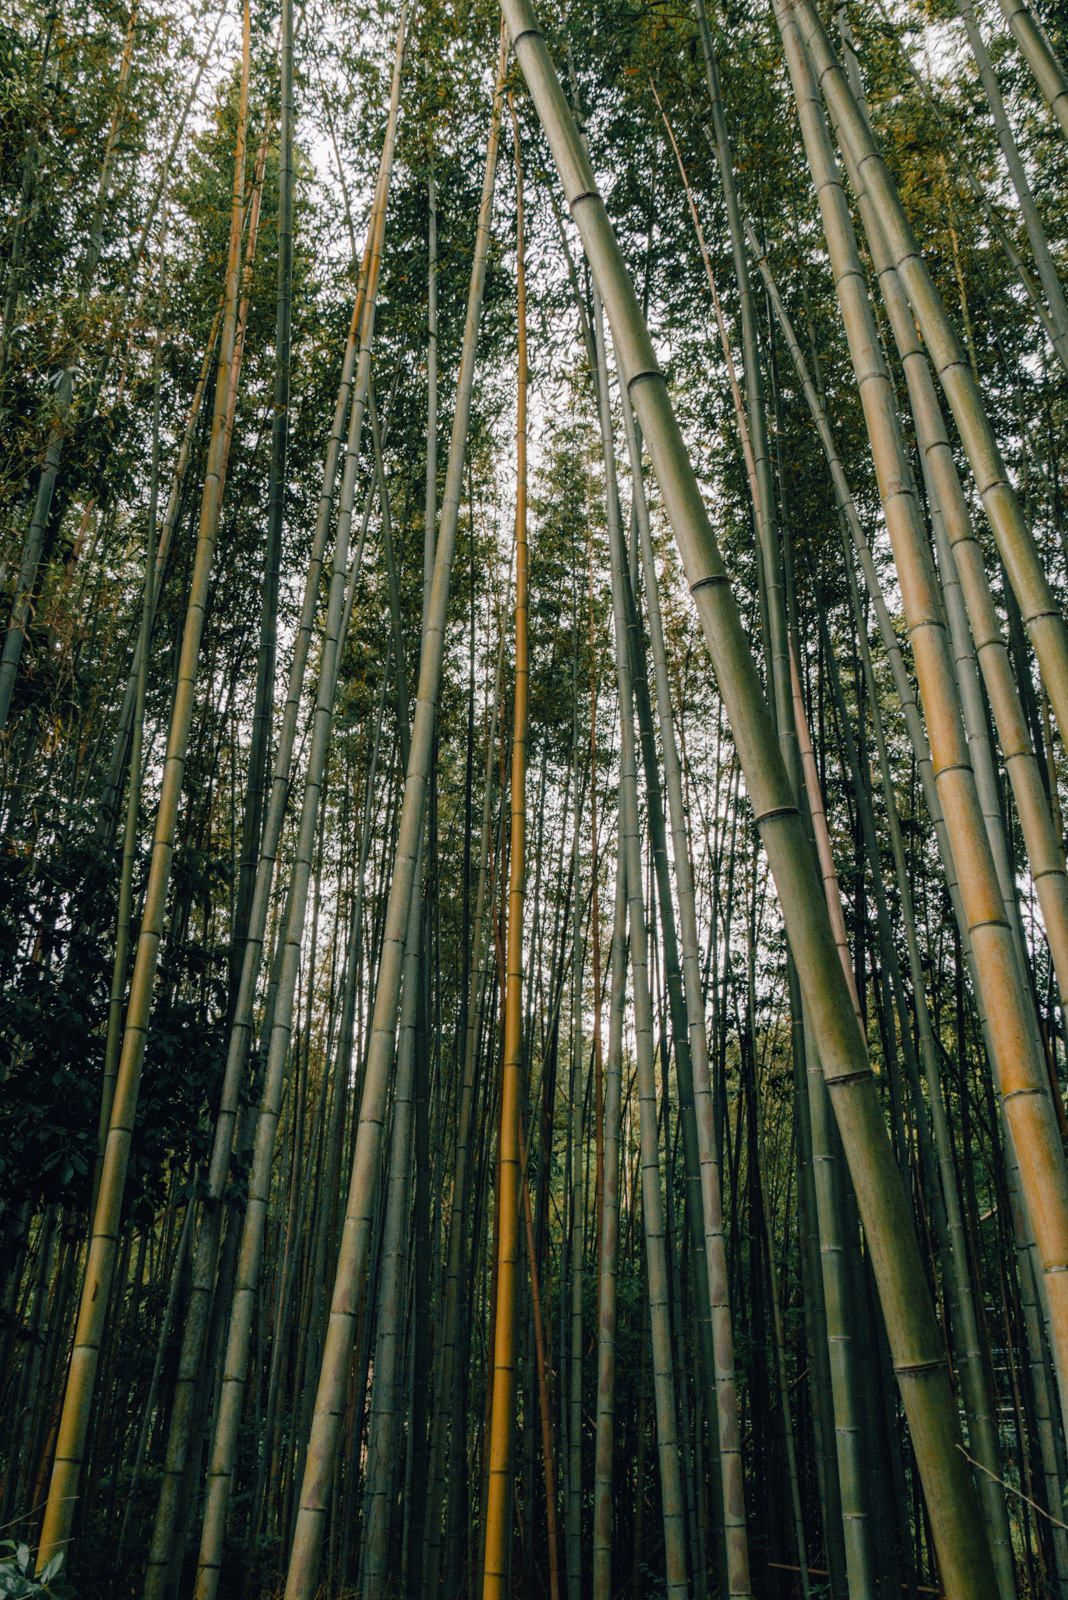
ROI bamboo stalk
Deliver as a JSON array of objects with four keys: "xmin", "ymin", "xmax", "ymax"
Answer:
[
  {"xmin": 500, "ymin": 0, "xmax": 996, "ymax": 1589},
  {"xmin": 36, "ymin": 5, "xmax": 250, "ymax": 1562},
  {"xmin": 281, "ymin": 37, "xmax": 507, "ymax": 1600}
]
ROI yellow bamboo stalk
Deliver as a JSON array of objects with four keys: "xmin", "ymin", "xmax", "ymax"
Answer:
[{"xmin": 482, "ymin": 89, "xmax": 529, "ymax": 1600}]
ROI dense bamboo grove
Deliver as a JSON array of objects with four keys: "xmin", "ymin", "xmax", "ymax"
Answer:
[{"xmin": 2, "ymin": 0, "xmax": 1068, "ymax": 1593}]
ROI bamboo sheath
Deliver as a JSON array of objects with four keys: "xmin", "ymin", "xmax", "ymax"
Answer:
[
  {"xmin": 36, "ymin": 4, "xmax": 250, "ymax": 1563},
  {"xmin": 282, "ymin": 39, "xmax": 506, "ymax": 1600},
  {"xmin": 482, "ymin": 102, "xmax": 528, "ymax": 1596},
  {"xmin": 993, "ymin": 0, "xmax": 1068, "ymax": 141},
  {"xmin": 786, "ymin": 0, "xmax": 1068, "ymax": 761},
  {"xmin": 500, "ymin": 0, "xmax": 995, "ymax": 1592},
  {"xmin": 780, "ymin": 0, "xmax": 1068, "ymax": 1450}
]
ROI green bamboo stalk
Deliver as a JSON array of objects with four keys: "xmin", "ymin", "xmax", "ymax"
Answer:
[
  {"xmin": 592, "ymin": 845, "xmax": 626, "ymax": 1600},
  {"xmin": 281, "ymin": 39, "xmax": 506, "ymax": 1599},
  {"xmin": 992, "ymin": 0, "xmax": 1068, "ymax": 140},
  {"xmin": 618, "ymin": 372, "xmax": 751, "ymax": 1600},
  {"xmin": 500, "ymin": 0, "xmax": 995, "ymax": 1589},
  {"xmin": 954, "ymin": 0, "xmax": 1068, "ymax": 375},
  {"xmin": 786, "ymin": 0, "xmax": 1068, "ymax": 759},
  {"xmin": 595, "ymin": 281, "xmax": 689, "ymax": 1600},
  {"xmin": 189, "ymin": 18, "xmax": 410, "ymax": 1591},
  {"xmin": 781, "ymin": 0, "xmax": 1068, "ymax": 1440},
  {"xmin": 36, "ymin": 6, "xmax": 250, "ymax": 1563},
  {"xmin": 835, "ymin": 109, "xmax": 1068, "ymax": 1057},
  {"xmin": 0, "ymin": 4, "xmax": 139, "ymax": 736}
]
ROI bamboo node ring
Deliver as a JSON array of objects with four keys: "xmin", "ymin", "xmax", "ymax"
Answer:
[
  {"xmin": 754, "ymin": 804, "xmax": 798, "ymax": 825},
  {"xmin": 626, "ymin": 368, "xmax": 662, "ymax": 391}
]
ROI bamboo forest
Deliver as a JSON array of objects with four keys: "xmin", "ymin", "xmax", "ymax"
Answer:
[{"xmin": 5, "ymin": 0, "xmax": 1068, "ymax": 1592}]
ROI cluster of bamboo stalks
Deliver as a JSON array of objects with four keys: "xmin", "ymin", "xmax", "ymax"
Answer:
[{"xmin": 1, "ymin": 0, "xmax": 1068, "ymax": 1594}]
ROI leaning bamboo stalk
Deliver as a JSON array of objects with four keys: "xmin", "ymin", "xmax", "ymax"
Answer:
[
  {"xmin": 954, "ymin": 0, "xmax": 1068, "ymax": 375},
  {"xmin": 483, "ymin": 93, "xmax": 529, "ymax": 1600},
  {"xmin": 36, "ymin": 6, "xmax": 250, "ymax": 1564},
  {"xmin": 821, "ymin": 600, "xmax": 1020, "ymax": 1598},
  {"xmin": 593, "ymin": 846, "xmax": 626, "ymax": 1600},
  {"xmin": 95, "ymin": 294, "xmax": 164, "ymax": 1192},
  {"xmin": 791, "ymin": 648, "xmax": 876, "ymax": 1598},
  {"xmin": 992, "ymin": 0, "xmax": 1068, "ymax": 141},
  {"xmin": 281, "ymin": 39, "xmax": 507, "ymax": 1600},
  {"xmin": 621, "ymin": 377, "xmax": 751, "ymax": 1599},
  {"xmin": 0, "ymin": 3, "xmax": 139, "ymax": 736},
  {"xmin": 836, "ymin": 108, "xmax": 1068, "ymax": 1054},
  {"xmin": 781, "ymin": 0, "xmax": 1068, "ymax": 1441},
  {"xmin": 596, "ymin": 282, "xmax": 689, "ymax": 1600},
  {"xmin": 500, "ymin": 0, "xmax": 994, "ymax": 1591},
  {"xmin": 759, "ymin": 201, "xmax": 1029, "ymax": 1585},
  {"xmin": 189, "ymin": 14, "xmax": 408, "ymax": 1587},
  {"xmin": 786, "ymin": 0, "xmax": 1068, "ymax": 760}
]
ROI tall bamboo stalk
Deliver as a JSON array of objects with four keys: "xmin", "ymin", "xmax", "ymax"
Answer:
[
  {"xmin": 483, "ymin": 107, "xmax": 528, "ymax": 1594},
  {"xmin": 954, "ymin": 0, "xmax": 1068, "ymax": 375},
  {"xmin": 0, "ymin": 4, "xmax": 139, "ymax": 736},
  {"xmin": 500, "ymin": 1, "xmax": 996, "ymax": 1590},
  {"xmin": 786, "ymin": 0, "xmax": 1068, "ymax": 758},
  {"xmin": 281, "ymin": 39, "xmax": 507, "ymax": 1600},
  {"xmin": 596, "ymin": 283, "xmax": 689, "ymax": 1600},
  {"xmin": 781, "ymin": 0, "xmax": 1068, "ymax": 1442},
  {"xmin": 993, "ymin": 0, "xmax": 1068, "ymax": 140},
  {"xmin": 188, "ymin": 21, "xmax": 410, "ymax": 1595},
  {"xmin": 36, "ymin": 6, "xmax": 250, "ymax": 1562}
]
